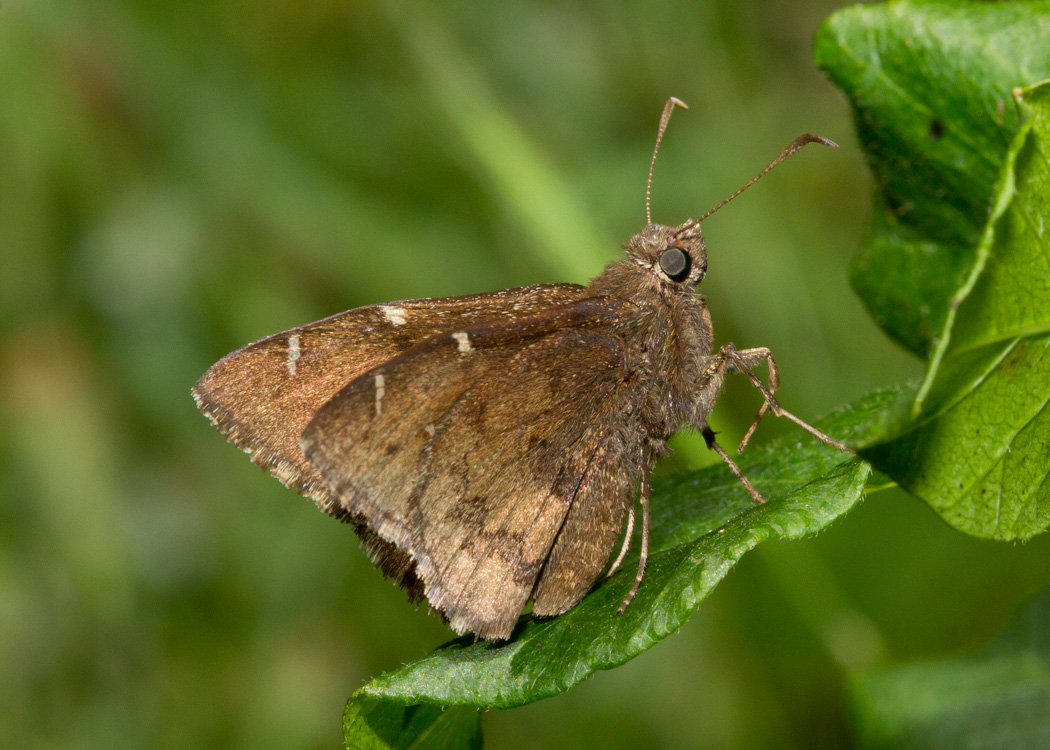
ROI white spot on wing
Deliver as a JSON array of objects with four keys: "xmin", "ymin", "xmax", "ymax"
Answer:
[
  {"xmin": 374, "ymin": 373, "xmax": 385, "ymax": 415},
  {"xmin": 425, "ymin": 424, "xmax": 436, "ymax": 437},
  {"xmin": 382, "ymin": 306, "xmax": 407, "ymax": 325},
  {"xmin": 286, "ymin": 334, "xmax": 301, "ymax": 375},
  {"xmin": 452, "ymin": 331, "xmax": 472, "ymax": 353}
]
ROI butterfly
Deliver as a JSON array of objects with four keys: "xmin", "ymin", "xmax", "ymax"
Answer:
[{"xmin": 193, "ymin": 98, "xmax": 848, "ymax": 640}]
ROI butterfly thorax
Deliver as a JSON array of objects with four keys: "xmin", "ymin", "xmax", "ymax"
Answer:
[{"xmin": 585, "ymin": 223, "xmax": 715, "ymax": 440}]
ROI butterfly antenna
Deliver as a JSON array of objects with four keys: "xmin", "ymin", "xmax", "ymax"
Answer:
[
  {"xmin": 697, "ymin": 134, "xmax": 838, "ymax": 222},
  {"xmin": 647, "ymin": 97, "xmax": 689, "ymax": 226}
]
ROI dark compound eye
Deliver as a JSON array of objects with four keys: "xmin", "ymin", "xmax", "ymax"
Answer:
[{"xmin": 658, "ymin": 247, "xmax": 691, "ymax": 282}]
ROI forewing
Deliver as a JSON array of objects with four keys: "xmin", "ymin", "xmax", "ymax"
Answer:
[
  {"xmin": 301, "ymin": 297, "xmax": 642, "ymax": 640},
  {"xmin": 192, "ymin": 283, "xmax": 583, "ymax": 516}
]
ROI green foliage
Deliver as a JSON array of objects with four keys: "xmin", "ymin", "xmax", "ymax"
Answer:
[
  {"xmin": 344, "ymin": 697, "xmax": 481, "ymax": 750},
  {"xmin": 850, "ymin": 586, "xmax": 1050, "ymax": 749},
  {"xmin": 863, "ymin": 82, "xmax": 1050, "ymax": 540},
  {"xmin": 815, "ymin": 0, "xmax": 1050, "ymax": 357},
  {"xmin": 819, "ymin": 2, "xmax": 1050, "ymax": 540}
]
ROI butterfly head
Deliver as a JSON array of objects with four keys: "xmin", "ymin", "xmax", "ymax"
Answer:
[
  {"xmin": 623, "ymin": 220, "xmax": 708, "ymax": 289},
  {"xmin": 634, "ymin": 97, "xmax": 834, "ymax": 296}
]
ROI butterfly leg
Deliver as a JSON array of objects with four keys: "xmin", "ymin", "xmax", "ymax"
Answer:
[
  {"xmin": 701, "ymin": 425, "xmax": 765, "ymax": 504},
  {"xmin": 604, "ymin": 503, "xmax": 635, "ymax": 580},
  {"xmin": 618, "ymin": 462, "xmax": 651, "ymax": 615},
  {"xmin": 716, "ymin": 343, "xmax": 850, "ymax": 453},
  {"xmin": 732, "ymin": 347, "xmax": 778, "ymax": 452}
]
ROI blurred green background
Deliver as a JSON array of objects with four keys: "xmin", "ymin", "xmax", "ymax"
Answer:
[{"xmin": 4, "ymin": 1, "xmax": 1050, "ymax": 748}]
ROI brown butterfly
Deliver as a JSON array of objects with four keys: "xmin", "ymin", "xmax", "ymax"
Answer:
[{"xmin": 193, "ymin": 98, "xmax": 848, "ymax": 641}]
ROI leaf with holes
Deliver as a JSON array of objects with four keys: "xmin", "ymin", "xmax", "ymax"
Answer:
[
  {"xmin": 862, "ymin": 81, "xmax": 1050, "ymax": 540},
  {"xmin": 815, "ymin": 1, "xmax": 1050, "ymax": 357}
]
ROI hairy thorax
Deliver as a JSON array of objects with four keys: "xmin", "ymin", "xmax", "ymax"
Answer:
[
  {"xmin": 633, "ymin": 293, "xmax": 713, "ymax": 439},
  {"xmin": 587, "ymin": 260, "xmax": 715, "ymax": 441}
]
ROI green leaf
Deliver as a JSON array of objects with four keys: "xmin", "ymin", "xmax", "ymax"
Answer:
[
  {"xmin": 343, "ymin": 695, "xmax": 481, "ymax": 750},
  {"xmin": 815, "ymin": 0, "xmax": 1050, "ymax": 356},
  {"xmin": 862, "ymin": 82, "xmax": 1050, "ymax": 540},
  {"xmin": 342, "ymin": 390, "xmax": 892, "ymax": 747},
  {"xmin": 850, "ymin": 585, "xmax": 1050, "ymax": 749}
]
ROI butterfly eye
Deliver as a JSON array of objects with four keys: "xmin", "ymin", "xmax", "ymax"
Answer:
[{"xmin": 658, "ymin": 247, "xmax": 691, "ymax": 282}]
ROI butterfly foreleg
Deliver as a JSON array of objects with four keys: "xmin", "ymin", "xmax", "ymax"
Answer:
[
  {"xmin": 720, "ymin": 345, "xmax": 779, "ymax": 450},
  {"xmin": 714, "ymin": 343, "xmax": 849, "ymax": 453}
]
